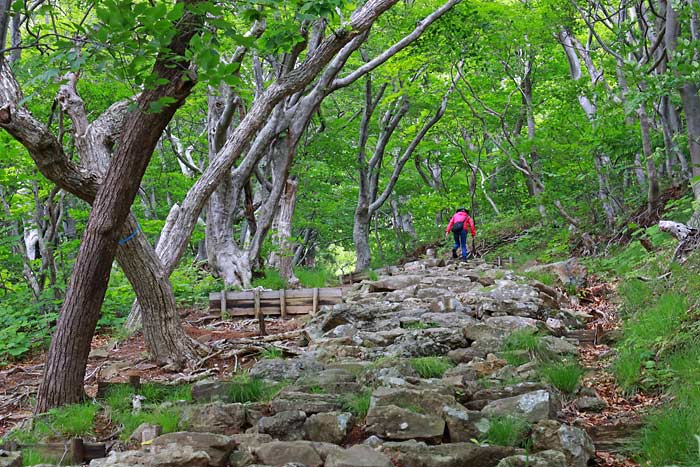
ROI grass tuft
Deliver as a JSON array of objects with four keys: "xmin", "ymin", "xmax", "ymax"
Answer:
[
  {"xmin": 341, "ymin": 390, "xmax": 371, "ymax": 419},
  {"xmin": 260, "ymin": 347, "xmax": 284, "ymax": 360},
  {"xmin": 228, "ymin": 374, "xmax": 286, "ymax": 403},
  {"xmin": 501, "ymin": 329, "xmax": 549, "ymax": 365},
  {"xmin": 484, "ymin": 416, "xmax": 530, "ymax": 447},
  {"xmin": 540, "ymin": 362, "xmax": 584, "ymax": 394},
  {"xmin": 409, "ymin": 356, "xmax": 454, "ymax": 378}
]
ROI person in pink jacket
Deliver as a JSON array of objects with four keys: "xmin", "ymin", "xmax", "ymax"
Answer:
[{"xmin": 445, "ymin": 208, "xmax": 476, "ymax": 261}]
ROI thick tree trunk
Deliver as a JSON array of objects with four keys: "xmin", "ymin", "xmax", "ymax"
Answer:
[
  {"xmin": 270, "ymin": 179, "xmax": 299, "ymax": 286},
  {"xmin": 35, "ymin": 4, "xmax": 200, "ymax": 411}
]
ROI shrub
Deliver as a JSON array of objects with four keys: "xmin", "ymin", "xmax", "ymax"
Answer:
[
  {"xmin": 540, "ymin": 362, "xmax": 584, "ymax": 394},
  {"xmin": 409, "ymin": 357, "xmax": 454, "ymax": 378},
  {"xmin": 484, "ymin": 416, "xmax": 530, "ymax": 447}
]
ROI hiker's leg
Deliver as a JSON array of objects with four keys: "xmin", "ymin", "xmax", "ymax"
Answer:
[{"xmin": 460, "ymin": 230, "xmax": 468, "ymax": 259}]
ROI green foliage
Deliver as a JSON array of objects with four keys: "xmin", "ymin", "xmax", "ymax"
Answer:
[
  {"xmin": 252, "ymin": 269, "xmax": 287, "ymax": 290},
  {"xmin": 521, "ymin": 270, "xmax": 557, "ymax": 286},
  {"xmin": 21, "ymin": 448, "xmax": 63, "ymax": 466},
  {"xmin": 539, "ymin": 362, "xmax": 584, "ymax": 394},
  {"xmin": 110, "ymin": 407, "xmax": 181, "ymax": 441},
  {"xmin": 341, "ymin": 390, "xmax": 371, "ymax": 419},
  {"xmin": 409, "ymin": 356, "xmax": 454, "ymax": 378},
  {"xmin": 260, "ymin": 347, "xmax": 284, "ymax": 359},
  {"xmin": 484, "ymin": 416, "xmax": 530, "ymax": 447},
  {"xmin": 639, "ymin": 386, "xmax": 700, "ymax": 466},
  {"xmin": 6, "ymin": 403, "xmax": 99, "ymax": 443},
  {"xmin": 227, "ymin": 374, "xmax": 286, "ymax": 403},
  {"xmin": 501, "ymin": 329, "xmax": 548, "ymax": 365},
  {"xmin": 295, "ymin": 267, "xmax": 338, "ymax": 288}
]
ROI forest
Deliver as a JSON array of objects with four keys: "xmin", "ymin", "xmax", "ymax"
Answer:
[{"xmin": 2, "ymin": 0, "xmax": 700, "ymax": 466}]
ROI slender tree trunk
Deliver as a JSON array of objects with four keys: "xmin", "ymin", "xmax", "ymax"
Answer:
[
  {"xmin": 353, "ymin": 205, "xmax": 372, "ymax": 271},
  {"xmin": 638, "ymin": 105, "xmax": 660, "ymax": 214}
]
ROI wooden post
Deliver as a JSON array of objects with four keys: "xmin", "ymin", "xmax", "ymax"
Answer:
[
  {"xmin": 128, "ymin": 374, "xmax": 141, "ymax": 391},
  {"xmin": 509, "ymin": 256, "xmax": 513, "ymax": 266},
  {"xmin": 497, "ymin": 256, "xmax": 502, "ymax": 267},
  {"xmin": 279, "ymin": 289, "xmax": 287, "ymax": 319},
  {"xmin": 255, "ymin": 289, "xmax": 266, "ymax": 336},
  {"xmin": 312, "ymin": 287, "xmax": 319, "ymax": 315},
  {"xmin": 220, "ymin": 290, "xmax": 227, "ymax": 316},
  {"xmin": 71, "ymin": 438, "xmax": 85, "ymax": 464}
]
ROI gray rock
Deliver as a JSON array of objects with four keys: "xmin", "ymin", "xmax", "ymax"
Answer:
[
  {"xmin": 575, "ymin": 396, "xmax": 608, "ymax": 412},
  {"xmin": 442, "ymin": 405, "xmax": 491, "ymax": 442},
  {"xmin": 369, "ymin": 386, "xmax": 457, "ymax": 414},
  {"xmin": 325, "ymin": 445, "xmax": 393, "ymax": 467},
  {"xmin": 540, "ymin": 336, "xmax": 578, "ymax": 356},
  {"xmin": 254, "ymin": 441, "xmax": 343, "ymax": 467},
  {"xmin": 151, "ymin": 432, "xmax": 236, "ymax": 467},
  {"xmin": 368, "ymin": 275, "xmax": 422, "ymax": 292},
  {"xmin": 304, "ymin": 412, "xmax": 354, "ymax": 444},
  {"xmin": 365, "ymin": 405, "xmax": 444, "ymax": 441},
  {"xmin": 191, "ymin": 380, "xmax": 231, "ymax": 402},
  {"xmin": 270, "ymin": 391, "xmax": 343, "ymax": 414},
  {"xmin": 484, "ymin": 316, "xmax": 540, "ymax": 334},
  {"xmin": 496, "ymin": 449, "xmax": 567, "ymax": 467},
  {"xmin": 481, "ymin": 390, "xmax": 559, "ymax": 423},
  {"xmin": 249, "ymin": 357, "xmax": 323, "ymax": 381},
  {"xmin": 443, "ymin": 363, "xmax": 477, "ymax": 381},
  {"xmin": 256, "ymin": 410, "xmax": 307, "ymax": 441},
  {"xmin": 447, "ymin": 347, "xmax": 485, "ymax": 364},
  {"xmin": 0, "ymin": 451, "xmax": 21, "ymax": 467},
  {"xmin": 380, "ymin": 440, "xmax": 515, "ymax": 467},
  {"xmin": 531, "ymin": 420, "xmax": 594, "ymax": 467},
  {"xmin": 129, "ymin": 423, "xmax": 162, "ymax": 443},
  {"xmin": 180, "ymin": 402, "xmax": 247, "ymax": 434},
  {"xmin": 89, "ymin": 446, "xmax": 210, "ymax": 467}
]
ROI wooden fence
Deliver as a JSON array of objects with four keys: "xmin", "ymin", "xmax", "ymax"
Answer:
[{"xmin": 209, "ymin": 287, "xmax": 343, "ymax": 318}]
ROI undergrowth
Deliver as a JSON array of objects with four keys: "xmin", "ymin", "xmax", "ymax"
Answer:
[
  {"xmin": 539, "ymin": 361, "xmax": 584, "ymax": 394},
  {"xmin": 341, "ymin": 390, "xmax": 371, "ymax": 419},
  {"xmin": 409, "ymin": 356, "xmax": 454, "ymax": 378},
  {"xmin": 483, "ymin": 416, "xmax": 530, "ymax": 447}
]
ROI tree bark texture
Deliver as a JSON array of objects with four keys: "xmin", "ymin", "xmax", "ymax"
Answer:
[{"xmin": 34, "ymin": 2, "xmax": 202, "ymax": 411}]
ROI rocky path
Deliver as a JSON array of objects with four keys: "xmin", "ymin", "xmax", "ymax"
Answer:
[{"xmin": 83, "ymin": 258, "xmax": 605, "ymax": 467}]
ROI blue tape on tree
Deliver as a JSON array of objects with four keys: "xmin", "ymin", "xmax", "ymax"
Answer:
[{"xmin": 118, "ymin": 224, "xmax": 141, "ymax": 245}]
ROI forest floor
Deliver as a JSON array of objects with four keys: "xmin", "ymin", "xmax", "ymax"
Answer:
[
  {"xmin": 0, "ymin": 308, "xmax": 304, "ymax": 437},
  {"xmin": 566, "ymin": 280, "xmax": 662, "ymax": 467}
]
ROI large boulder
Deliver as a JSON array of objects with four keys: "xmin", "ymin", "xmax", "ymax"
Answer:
[
  {"xmin": 253, "ymin": 441, "xmax": 342, "ymax": 467},
  {"xmin": 370, "ymin": 387, "xmax": 457, "ymax": 414},
  {"xmin": 380, "ymin": 440, "xmax": 515, "ymax": 467},
  {"xmin": 531, "ymin": 420, "xmax": 594, "ymax": 467},
  {"xmin": 256, "ymin": 410, "xmax": 307, "ymax": 441},
  {"xmin": 270, "ymin": 391, "xmax": 344, "ymax": 414},
  {"xmin": 150, "ymin": 432, "xmax": 236, "ymax": 467},
  {"xmin": 249, "ymin": 357, "xmax": 323, "ymax": 381},
  {"xmin": 89, "ymin": 446, "xmax": 210, "ymax": 467},
  {"xmin": 325, "ymin": 445, "xmax": 393, "ymax": 467},
  {"xmin": 496, "ymin": 450, "xmax": 567, "ymax": 467},
  {"xmin": 365, "ymin": 405, "xmax": 444, "ymax": 441},
  {"xmin": 304, "ymin": 412, "xmax": 354, "ymax": 444},
  {"xmin": 180, "ymin": 402, "xmax": 247, "ymax": 434},
  {"xmin": 481, "ymin": 390, "xmax": 559, "ymax": 423},
  {"xmin": 368, "ymin": 275, "xmax": 422, "ymax": 292}
]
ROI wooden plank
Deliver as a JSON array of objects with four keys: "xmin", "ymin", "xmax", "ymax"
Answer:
[
  {"xmin": 280, "ymin": 289, "xmax": 287, "ymax": 319},
  {"xmin": 312, "ymin": 288, "xmax": 319, "ymax": 315},
  {"xmin": 210, "ymin": 287, "xmax": 341, "ymax": 302},
  {"xmin": 220, "ymin": 289, "xmax": 226, "ymax": 315}
]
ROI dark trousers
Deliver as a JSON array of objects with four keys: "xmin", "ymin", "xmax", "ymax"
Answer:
[{"xmin": 453, "ymin": 230, "xmax": 468, "ymax": 259}]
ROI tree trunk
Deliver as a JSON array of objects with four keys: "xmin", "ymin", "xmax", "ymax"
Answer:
[
  {"xmin": 682, "ymin": 83, "xmax": 700, "ymax": 226},
  {"xmin": 270, "ymin": 179, "xmax": 299, "ymax": 286},
  {"xmin": 354, "ymin": 205, "xmax": 372, "ymax": 272},
  {"xmin": 36, "ymin": 4, "xmax": 201, "ymax": 411},
  {"xmin": 638, "ymin": 105, "xmax": 660, "ymax": 214}
]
